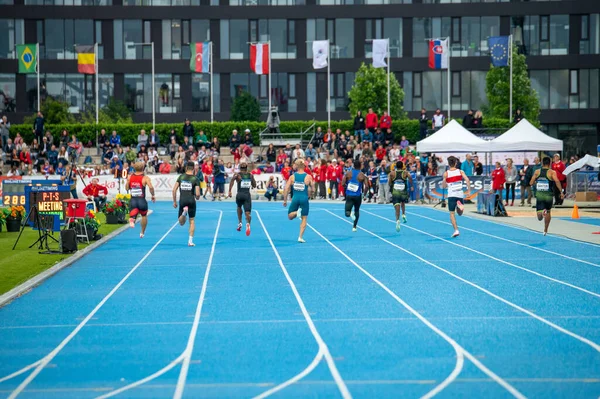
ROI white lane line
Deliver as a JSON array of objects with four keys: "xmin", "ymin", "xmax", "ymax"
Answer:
[
  {"xmin": 252, "ymin": 348, "xmax": 325, "ymax": 399},
  {"xmin": 173, "ymin": 210, "xmax": 222, "ymax": 399},
  {"xmin": 255, "ymin": 210, "xmax": 352, "ymax": 399},
  {"xmin": 6, "ymin": 221, "xmax": 180, "ymax": 399},
  {"xmin": 0, "ymin": 361, "xmax": 42, "ymax": 384},
  {"xmin": 364, "ymin": 210, "xmax": 600, "ymax": 299},
  {"xmin": 405, "ymin": 210, "xmax": 600, "ymax": 268},
  {"xmin": 94, "ymin": 211, "xmax": 223, "ymax": 399},
  {"xmin": 325, "ymin": 210, "xmax": 600, "ymax": 354},
  {"xmin": 306, "ymin": 225, "xmax": 475, "ymax": 399}
]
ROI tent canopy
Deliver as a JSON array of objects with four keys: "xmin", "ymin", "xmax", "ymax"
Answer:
[
  {"xmin": 564, "ymin": 154, "xmax": 600, "ymax": 176},
  {"xmin": 490, "ymin": 119, "xmax": 563, "ymax": 152},
  {"xmin": 416, "ymin": 120, "xmax": 491, "ymax": 153}
]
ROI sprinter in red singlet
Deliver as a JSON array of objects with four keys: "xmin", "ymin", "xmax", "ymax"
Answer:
[
  {"xmin": 443, "ymin": 156, "xmax": 470, "ymax": 238},
  {"xmin": 126, "ymin": 161, "xmax": 156, "ymax": 238}
]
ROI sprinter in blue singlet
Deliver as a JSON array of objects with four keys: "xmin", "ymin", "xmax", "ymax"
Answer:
[
  {"xmin": 283, "ymin": 159, "xmax": 314, "ymax": 243},
  {"xmin": 342, "ymin": 159, "xmax": 368, "ymax": 232}
]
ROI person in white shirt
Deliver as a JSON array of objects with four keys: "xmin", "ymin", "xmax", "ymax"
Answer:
[
  {"xmin": 292, "ymin": 144, "xmax": 305, "ymax": 161},
  {"xmin": 432, "ymin": 108, "xmax": 445, "ymax": 131},
  {"xmin": 147, "ymin": 147, "xmax": 158, "ymax": 161},
  {"xmin": 389, "ymin": 144, "xmax": 400, "ymax": 162}
]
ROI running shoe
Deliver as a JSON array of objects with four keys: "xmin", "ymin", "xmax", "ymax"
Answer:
[
  {"xmin": 129, "ymin": 218, "xmax": 135, "ymax": 228},
  {"xmin": 543, "ymin": 231, "xmax": 547, "ymax": 236},
  {"xmin": 182, "ymin": 206, "xmax": 189, "ymax": 216},
  {"xmin": 351, "ymin": 211, "xmax": 355, "ymax": 221},
  {"xmin": 396, "ymin": 220, "xmax": 401, "ymax": 232},
  {"xmin": 452, "ymin": 230, "xmax": 460, "ymax": 238},
  {"xmin": 456, "ymin": 201, "xmax": 464, "ymax": 216},
  {"xmin": 246, "ymin": 223, "xmax": 251, "ymax": 236},
  {"xmin": 237, "ymin": 223, "xmax": 242, "ymax": 232},
  {"xmin": 140, "ymin": 233, "xmax": 144, "ymax": 239},
  {"xmin": 298, "ymin": 237, "xmax": 305, "ymax": 243},
  {"xmin": 402, "ymin": 214, "xmax": 407, "ymax": 223},
  {"xmin": 352, "ymin": 227, "xmax": 357, "ymax": 232},
  {"xmin": 188, "ymin": 242, "xmax": 196, "ymax": 247}
]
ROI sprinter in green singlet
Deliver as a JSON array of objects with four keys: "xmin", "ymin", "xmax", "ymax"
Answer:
[
  {"xmin": 283, "ymin": 159, "xmax": 314, "ymax": 243},
  {"xmin": 229, "ymin": 162, "xmax": 256, "ymax": 236},
  {"xmin": 389, "ymin": 161, "xmax": 413, "ymax": 232},
  {"xmin": 172, "ymin": 161, "xmax": 201, "ymax": 246},
  {"xmin": 530, "ymin": 156, "xmax": 563, "ymax": 236}
]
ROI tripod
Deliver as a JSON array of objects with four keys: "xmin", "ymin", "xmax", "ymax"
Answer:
[
  {"xmin": 13, "ymin": 192, "xmax": 59, "ymax": 252},
  {"xmin": 433, "ymin": 187, "xmax": 447, "ymax": 208}
]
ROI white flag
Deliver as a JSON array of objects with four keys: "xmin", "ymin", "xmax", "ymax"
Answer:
[
  {"xmin": 372, "ymin": 39, "xmax": 388, "ymax": 68},
  {"xmin": 312, "ymin": 40, "xmax": 329, "ymax": 70}
]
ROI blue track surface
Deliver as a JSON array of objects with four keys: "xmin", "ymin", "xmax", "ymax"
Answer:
[
  {"xmin": 1, "ymin": 201, "xmax": 600, "ymax": 399},
  {"xmin": 559, "ymin": 217, "xmax": 600, "ymax": 227}
]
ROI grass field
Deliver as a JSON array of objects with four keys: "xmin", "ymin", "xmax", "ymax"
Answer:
[{"xmin": 0, "ymin": 213, "xmax": 123, "ymax": 295}]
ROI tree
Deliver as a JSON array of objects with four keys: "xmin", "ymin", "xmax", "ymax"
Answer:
[
  {"xmin": 23, "ymin": 97, "xmax": 75, "ymax": 125},
  {"xmin": 231, "ymin": 91, "xmax": 261, "ymax": 122},
  {"xmin": 348, "ymin": 63, "xmax": 405, "ymax": 121},
  {"xmin": 81, "ymin": 98, "xmax": 133, "ymax": 124},
  {"xmin": 485, "ymin": 47, "xmax": 540, "ymax": 125}
]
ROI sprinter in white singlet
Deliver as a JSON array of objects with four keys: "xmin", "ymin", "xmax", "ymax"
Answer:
[{"xmin": 443, "ymin": 156, "xmax": 470, "ymax": 238}]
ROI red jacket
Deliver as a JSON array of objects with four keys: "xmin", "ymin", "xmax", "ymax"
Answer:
[
  {"xmin": 282, "ymin": 166, "xmax": 292, "ymax": 181},
  {"xmin": 83, "ymin": 183, "xmax": 108, "ymax": 197},
  {"xmin": 375, "ymin": 147, "xmax": 387, "ymax": 161},
  {"xmin": 312, "ymin": 167, "xmax": 321, "ymax": 182},
  {"xmin": 366, "ymin": 113, "xmax": 378, "ymax": 129},
  {"xmin": 319, "ymin": 165, "xmax": 327, "ymax": 182},
  {"xmin": 379, "ymin": 115, "xmax": 392, "ymax": 130},
  {"xmin": 335, "ymin": 165, "xmax": 344, "ymax": 182},
  {"xmin": 491, "ymin": 168, "xmax": 506, "ymax": 190},
  {"xmin": 552, "ymin": 161, "xmax": 566, "ymax": 182},
  {"xmin": 326, "ymin": 165, "xmax": 338, "ymax": 181},
  {"xmin": 276, "ymin": 154, "xmax": 287, "ymax": 166},
  {"xmin": 202, "ymin": 163, "xmax": 213, "ymax": 178},
  {"xmin": 20, "ymin": 152, "xmax": 32, "ymax": 165}
]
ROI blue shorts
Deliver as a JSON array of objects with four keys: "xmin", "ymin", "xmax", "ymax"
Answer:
[{"xmin": 289, "ymin": 197, "xmax": 309, "ymax": 217}]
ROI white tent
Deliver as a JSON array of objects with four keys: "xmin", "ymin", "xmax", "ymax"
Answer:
[
  {"xmin": 490, "ymin": 119, "xmax": 563, "ymax": 152},
  {"xmin": 416, "ymin": 120, "xmax": 491, "ymax": 153},
  {"xmin": 564, "ymin": 154, "xmax": 600, "ymax": 176}
]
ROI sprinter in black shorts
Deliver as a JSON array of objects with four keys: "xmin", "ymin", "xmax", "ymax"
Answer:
[
  {"xmin": 126, "ymin": 161, "xmax": 155, "ymax": 238},
  {"xmin": 228, "ymin": 162, "xmax": 256, "ymax": 236},
  {"xmin": 172, "ymin": 161, "xmax": 201, "ymax": 246}
]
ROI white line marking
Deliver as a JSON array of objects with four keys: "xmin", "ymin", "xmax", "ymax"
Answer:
[
  {"xmin": 324, "ymin": 210, "xmax": 600, "ymax": 354},
  {"xmin": 173, "ymin": 210, "xmax": 222, "ymax": 399},
  {"xmin": 364, "ymin": 210, "xmax": 600, "ymax": 299},
  {"xmin": 0, "ymin": 361, "xmax": 42, "ymax": 384},
  {"xmin": 405, "ymin": 210, "xmax": 600, "ymax": 268},
  {"xmin": 6, "ymin": 221, "xmax": 179, "ymax": 399},
  {"xmin": 252, "ymin": 348, "xmax": 325, "ymax": 399},
  {"xmin": 255, "ymin": 210, "xmax": 352, "ymax": 399},
  {"xmin": 306, "ymin": 224, "xmax": 482, "ymax": 399}
]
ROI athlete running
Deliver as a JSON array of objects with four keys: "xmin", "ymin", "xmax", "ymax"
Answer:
[
  {"xmin": 228, "ymin": 162, "xmax": 256, "ymax": 236},
  {"xmin": 126, "ymin": 161, "xmax": 155, "ymax": 238},
  {"xmin": 342, "ymin": 159, "xmax": 368, "ymax": 232},
  {"xmin": 443, "ymin": 156, "xmax": 470, "ymax": 238},
  {"xmin": 172, "ymin": 161, "xmax": 201, "ymax": 246},
  {"xmin": 389, "ymin": 161, "xmax": 414, "ymax": 232},
  {"xmin": 283, "ymin": 159, "xmax": 314, "ymax": 243},
  {"xmin": 530, "ymin": 156, "xmax": 563, "ymax": 236}
]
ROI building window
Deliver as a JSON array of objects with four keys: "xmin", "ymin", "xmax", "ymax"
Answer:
[
  {"xmin": 229, "ymin": 73, "xmax": 290, "ymax": 112},
  {"xmin": 512, "ymin": 15, "xmax": 569, "ymax": 56},
  {"xmin": 0, "ymin": 20, "xmax": 24, "ymax": 59},
  {"xmin": 319, "ymin": 0, "xmax": 411, "ymax": 4},
  {"xmin": 306, "ymin": 19, "xmax": 354, "ymax": 59},
  {"xmin": 570, "ymin": 70, "xmax": 578, "ymax": 95},
  {"xmin": 114, "ymin": 20, "xmax": 151, "ymax": 60},
  {"xmin": 162, "ymin": 20, "xmax": 209, "ymax": 60},
  {"xmin": 124, "ymin": 74, "xmax": 144, "ymax": 112},
  {"xmin": 221, "ymin": 19, "xmax": 295, "ymax": 60},
  {"xmin": 156, "ymin": 74, "xmax": 181, "ymax": 113},
  {"xmin": 25, "ymin": 74, "xmax": 92, "ymax": 113},
  {"xmin": 384, "ymin": 18, "xmax": 403, "ymax": 58},
  {"xmin": 532, "ymin": 69, "xmax": 600, "ymax": 110},
  {"xmin": 25, "ymin": 0, "xmax": 111, "ymax": 5},
  {"xmin": 0, "ymin": 74, "xmax": 16, "ymax": 113},
  {"xmin": 230, "ymin": 0, "xmax": 304, "ymax": 5},
  {"xmin": 192, "ymin": 73, "xmax": 219, "ymax": 112},
  {"xmin": 364, "ymin": 19, "xmax": 383, "ymax": 57},
  {"xmin": 288, "ymin": 74, "xmax": 297, "ymax": 112},
  {"xmin": 39, "ymin": 20, "xmax": 93, "ymax": 60},
  {"xmin": 124, "ymin": 0, "xmax": 198, "ymax": 5},
  {"xmin": 330, "ymin": 72, "xmax": 354, "ymax": 112},
  {"xmin": 580, "ymin": 14, "xmax": 599, "ymax": 55},
  {"xmin": 307, "ymin": 73, "xmax": 316, "ymax": 112}
]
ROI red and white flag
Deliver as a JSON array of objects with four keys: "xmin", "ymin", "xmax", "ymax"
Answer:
[{"xmin": 250, "ymin": 43, "xmax": 270, "ymax": 75}]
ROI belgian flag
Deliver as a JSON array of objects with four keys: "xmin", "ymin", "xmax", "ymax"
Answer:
[{"xmin": 76, "ymin": 45, "xmax": 96, "ymax": 74}]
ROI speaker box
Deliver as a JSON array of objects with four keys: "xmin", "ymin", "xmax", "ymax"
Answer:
[{"xmin": 60, "ymin": 229, "xmax": 78, "ymax": 253}]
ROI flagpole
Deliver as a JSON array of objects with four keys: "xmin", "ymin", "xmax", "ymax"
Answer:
[
  {"xmin": 387, "ymin": 38, "xmax": 390, "ymax": 115},
  {"xmin": 509, "ymin": 34, "xmax": 513, "ymax": 121},
  {"xmin": 151, "ymin": 42, "xmax": 155, "ymax": 131},
  {"xmin": 95, "ymin": 42, "xmax": 99, "ymax": 151},
  {"xmin": 36, "ymin": 43, "xmax": 40, "ymax": 111},
  {"xmin": 268, "ymin": 40, "xmax": 272, "ymax": 113},
  {"xmin": 327, "ymin": 40, "xmax": 331, "ymax": 130},
  {"xmin": 447, "ymin": 36, "xmax": 451, "ymax": 120},
  {"xmin": 210, "ymin": 41, "xmax": 214, "ymax": 123}
]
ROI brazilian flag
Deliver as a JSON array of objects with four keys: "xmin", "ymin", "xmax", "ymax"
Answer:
[{"xmin": 17, "ymin": 44, "xmax": 37, "ymax": 74}]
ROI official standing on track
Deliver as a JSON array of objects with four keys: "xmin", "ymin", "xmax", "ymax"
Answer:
[
  {"xmin": 342, "ymin": 160, "xmax": 368, "ymax": 232},
  {"xmin": 283, "ymin": 159, "xmax": 314, "ymax": 243},
  {"xmin": 126, "ymin": 161, "xmax": 156, "ymax": 238},
  {"xmin": 229, "ymin": 162, "xmax": 256, "ymax": 236},
  {"xmin": 172, "ymin": 161, "xmax": 201, "ymax": 246},
  {"xmin": 530, "ymin": 156, "xmax": 563, "ymax": 236},
  {"xmin": 389, "ymin": 161, "xmax": 413, "ymax": 232},
  {"xmin": 443, "ymin": 156, "xmax": 470, "ymax": 238}
]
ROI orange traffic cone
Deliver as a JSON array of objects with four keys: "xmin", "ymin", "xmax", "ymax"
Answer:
[{"xmin": 571, "ymin": 204, "xmax": 580, "ymax": 219}]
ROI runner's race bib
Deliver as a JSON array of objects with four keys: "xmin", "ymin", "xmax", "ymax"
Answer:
[
  {"xmin": 347, "ymin": 183, "xmax": 359, "ymax": 192},
  {"xmin": 240, "ymin": 180, "xmax": 251, "ymax": 189},
  {"xmin": 131, "ymin": 188, "xmax": 143, "ymax": 197},
  {"xmin": 293, "ymin": 182, "xmax": 306, "ymax": 191},
  {"xmin": 393, "ymin": 181, "xmax": 406, "ymax": 191},
  {"xmin": 180, "ymin": 181, "xmax": 193, "ymax": 191},
  {"xmin": 448, "ymin": 181, "xmax": 463, "ymax": 196},
  {"xmin": 536, "ymin": 181, "xmax": 549, "ymax": 191}
]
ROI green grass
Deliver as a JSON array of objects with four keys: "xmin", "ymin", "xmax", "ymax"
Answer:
[{"xmin": 0, "ymin": 213, "xmax": 123, "ymax": 296}]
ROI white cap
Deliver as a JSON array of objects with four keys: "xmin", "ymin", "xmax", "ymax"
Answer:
[{"xmin": 245, "ymin": 129, "xmax": 251, "ymax": 133}]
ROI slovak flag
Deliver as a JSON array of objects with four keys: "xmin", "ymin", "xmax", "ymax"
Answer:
[
  {"xmin": 428, "ymin": 38, "xmax": 449, "ymax": 69},
  {"xmin": 250, "ymin": 43, "xmax": 270, "ymax": 75}
]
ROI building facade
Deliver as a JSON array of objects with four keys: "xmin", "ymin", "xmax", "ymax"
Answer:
[{"xmin": 1, "ymin": 0, "xmax": 599, "ymax": 153}]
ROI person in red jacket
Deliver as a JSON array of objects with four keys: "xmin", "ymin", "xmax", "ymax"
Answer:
[
  {"xmin": 366, "ymin": 108, "xmax": 378, "ymax": 134},
  {"xmin": 312, "ymin": 164, "xmax": 321, "ymax": 199},
  {"xmin": 281, "ymin": 161, "xmax": 292, "ymax": 182},
  {"xmin": 375, "ymin": 146, "xmax": 387, "ymax": 164},
  {"xmin": 327, "ymin": 160, "xmax": 339, "ymax": 200},
  {"xmin": 318, "ymin": 159, "xmax": 328, "ymax": 199},
  {"xmin": 201, "ymin": 159, "xmax": 214, "ymax": 200},
  {"xmin": 83, "ymin": 177, "xmax": 109, "ymax": 210},
  {"xmin": 491, "ymin": 161, "xmax": 506, "ymax": 199},
  {"xmin": 552, "ymin": 153, "xmax": 566, "ymax": 205},
  {"xmin": 379, "ymin": 111, "xmax": 392, "ymax": 131},
  {"xmin": 335, "ymin": 159, "xmax": 345, "ymax": 199}
]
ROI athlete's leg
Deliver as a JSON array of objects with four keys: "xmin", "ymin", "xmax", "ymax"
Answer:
[
  {"xmin": 394, "ymin": 204, "xmax": 401, "ymax": 220},
  {"xmin": 288, "ymin": 212, "xmax": 298, "ymax": 220},
  {"xmin": 544, "ymin": 210, "xmax": 551, "ymax": 234},
  {"xmin": 245, "ymin": 211, "xmax": 252, "ymax": 224},
  {"xmin": 537, "ymin": 211, "xmax": 544, "ymax": 221},
  {"xmin": 449, "ymin": 212, "xmax": 458, "ymax": 231},
  {"xmin": 140, "ymin": 215, "xmax": 148, "ymax": 236},
  {"xmin": 129, "ymin": 208, "xmax": 139, "ymax": 228},
  {"xmin": 353, "ymin": 198, "xmax": 361, "ymax": 228},
  {"xmin": 237, "ymin": 206, "xmax": 243, "ymax": 224},
  {"xmin": 178, "ymin": 203, "xmax": 187, "ymax": 226},
  {"xmin": 344, "ymin": 199, "xmax": 353, "ymax": 218},
  {"xmin": 188, "ymin": 217, "xmax": 195, "ymax": 245},
  {"xmin": 299, "ymin": 216, "xmax": 307, "ymax": 241},
  {"xmin": 401, "ymin": 202, "xmax": 406, "ymax": 216}
]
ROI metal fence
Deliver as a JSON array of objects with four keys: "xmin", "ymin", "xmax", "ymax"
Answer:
[{"xmin": 566, "ymin": 171, "xmax": 600, "ymax": 200}]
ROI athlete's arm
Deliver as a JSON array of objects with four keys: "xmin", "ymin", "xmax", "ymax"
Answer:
[
  {"xmin": 145, "ymin": 176, "xmax": 156, "ymax": 203},
  {"xmin": 283, "ymin": 175, "xmax": 295, "ymax": 207},
  {"xmin": 460, "ymin": 170, "xmax": 471, "ymax": 195},
  {"xmin": 125, "ymin": 175, "xmax": 131, "ymax": 191},
  {"xmin": 194, "ymin": 180, "xmax": 201, "ymax": 200},
  {"xmin": 442, "ymin": 171, "xmax": 448, "ymax": 188},
  {"xmin": 228, "ymin": 174, "xmax": 238, "ymax": 197},
  {"xmin": 529, "ymin": 170, "xmax": 540, "ymax": 187},
  {"xmin": 307, "ymin": 175, "xmax": 314, "ymax": 197},
  {"xmin": 172, "ymin": 180, "xmax": 180, "ymax": 208}
]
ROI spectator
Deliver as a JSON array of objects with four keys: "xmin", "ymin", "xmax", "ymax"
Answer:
[
  {"xmin": 552, "ymin": 153, "xmax": 566, "ymax": 205},
  {"xmin": 361, "ymin": 127, "xmax": 373, "ymax": 144},
  {"xmin": 366, "ymin": 108, "xmax": 378, "ymax": 134},
  {"xmin": 47, "ymin": 145, "xmax": 58, "ymax": 169},
  {"xmin": 462, "ymin": 109, "xmax": 474, "ymax": 129},
  {"xmin": 292, "ymin": 144, "xmax": 305, "ymax": 160},
  {"xmin": 389, "ymin": 143, "xmax": 400, "ymax": 162},
  {"xmin": 168, "ymin": 128, "xmax": 178, "ymax": 143},
  {"xmin": 210, "ymin": 137, "xmax": 221, "ymax": 156},
  {"xmin": 264, "ymin": 176, "xmax": 279, "ymax": 201},
  {"xmin": 67, "ymin": 134, "xmax": 82, "ymax": 163},
  {"xmin": 419, "ymin": 108, "xmax": 429, "ymax": 139},
  {"xmin": 373, "ymin": 128, "xmax": 384, "ymax": 149},
  {"xmin": 375, "ymin": 145, "xmax": 387, "ymax": 165},
  {"xmin": 147, "ymin": 146, "xmax": 158, "ymax": 162},
  {"xmin": 195, "ymin": 130, "xmax": 208, "ymax": 148},
  {"xmin": 250, "ymin": 165, "xmax": 262, "ymax": 175},
  {"xmin": 41, "ymin": 160, "xmax": 53, "ymax": 175},
  {"xmin": 110, "ymin": 155, "xmax": 123, "ymax": 175},
  {"xmin": 314, "ymin": 126, "xmax": 325, "ymax": 147},
  {"xmin": 384, "ymin": 128, "xmax": 394, "ymax": 147},
  {"xmin": 57, "ymin": 130, "xmax": 68, "ymax": 149},
  {"xmin": 185, "ymin": 145, "xmax": 196, "ymax": 162},
  {"xmin": 504, "ymin": 158, "xmax": 517, "ymax": 206},
  {"xmin": 519, "ymin": 158, "xmax": 533, "ymax": 206},
  {"xmin": 44, "ymin": 130, "xmax": 54, "ymax": 146},
  {"xmin": 168, "ymin": 138, "xmax": 178, "ymax": 160},
  {"xmin": 125, "ymin": 147, "xmax": 137, "ymax": 163},
  {"xmin": 243, "ymin": 129, "xmax": 253, "ymax": 147},
  {"xmin": 83, "ymin": 177, "xmax": 108, "ymax": 210},
  {"xmin": 201, "ymin": 158, "xmax": 214, "ymax": 199},
  {"xmin": 57, "ymin": 146, "xmax": 68, "ymax": 166},
  {"xmin": 0, "ymin": 115, "xmax": 10, "ymax": 152},
  {"xmin": 472, "ymin": 110, "xmax": 483, "ymax": 130},
  {"xmin": 20, "ymin": 145, "xmax": 32, "ymax": 169},
  {"xmin": 14, "ymin": 132, "xmax": 24, "ymax": 150},
  {"xmin": 241, "ymin": 144, "xmax": 253, "ymax": 163},
  {"xmin": 32, "ymin": 111, "xmax": 44, "ymax": 142},
  {"xmin": 98, "ymin": 129, "xmax": 109, "ymax": 154},
  {"xmin": 379, "ymin": 111, "xmax": 392, "ymax": 131},
  {"xmin": 267, "ymin": 107, "xmax": 280, "ymax": 134},
  {"xmin": 174, "ymin": 146, "xmax": 186, "ymax": 173},
  {"xmin": 281, "ymin": 160, "xmax": 292, "ymax": 182},
  {"xmin": 276, "ymin": 149, "xmax": 287, "ymax": 172},
  {"xmin": 461, "ymin": 154, "xmax": 474, "ymax": 176},
  {"xmin": 473, "ymin": 155, "xmax": 483, "ymax": 176},
  {"xmin": 353, "ymin": 110, "xmax": 365, "ymax": 140},
  {"xmin": 183, "ymin": 118, "xmax": 194, "ymax": 144},
  {"xmin": 514, "ymin": 108, "xmax": 524, "ymax": 124},
  {"xmin": 492, "ymin": 161, "xmax": 506, "ymax": 199},
  {"xmin": 213, "ymin": 159, "xmax": 226, "ymax": 200},
  {"xmin": 327, "ymin": 160, "xmax": 339, "ymax": 200},
  {"xmin": 305, "ymin": 143, "xmax": 316, "ymax": 160},
  {"xmin": 432, "ymin": 108, "xmax": 445, "ymax": 131},
  {"xmin": 399, "ymin": 135, "xmax": 409, "ymax": 151},
  {"xmin": 266, "ymin": 143, "xmax": 276, "ymax": 163},
  {"xmin": 229, "ymin": 129, "xmax": 241, "ymax": 150},
  {"xmin": 110, "ymin": 130, "xmax": 121, "ymax": 148},
  {"xmin": 377, "ymin": 159, "xmax": 391, "ymax": 204},
  {"xmin": 7, "ymin": 164, "xmax": 20, "ymax": 177},
  {"xmin": 148, "ymin": 129, "xmax": 160, "ymax": 149},
  {"xmin": 40, "ymin": 136, "xmax": 51, "ymax": 159}
]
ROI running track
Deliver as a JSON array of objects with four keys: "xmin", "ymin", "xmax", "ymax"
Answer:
[{"xmin": 1, "ymin": 201, "xmax": 600, "ymax": 399}]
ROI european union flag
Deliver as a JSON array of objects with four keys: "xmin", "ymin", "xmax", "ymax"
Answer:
[{"xmin": 488, "ymin": 36, "xmax": 509, "ymax": 67}]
